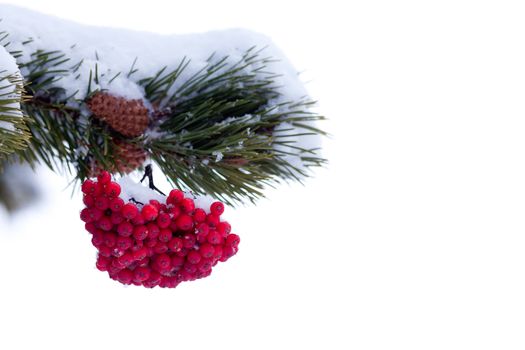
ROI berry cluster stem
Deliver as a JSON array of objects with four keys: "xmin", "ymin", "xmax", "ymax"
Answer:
[{"xmin": 140, "ymin": 164, "xmax": 166, "ymax": 196}]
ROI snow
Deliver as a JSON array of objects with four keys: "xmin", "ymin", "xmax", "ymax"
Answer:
[
  {"xmin": 117, "ymin": 176, "xmax": 166, "ymax": 205},
  {"xmin": 212, "ymin": 151, "xmax": 224, "ymax": 162},
  {"xmin": 117, "ymin": 175, "xmax": 216, "ymax": 213},
  {"xmin": 0, "ymin": 44, "xmax": 22, "ymax": 131},
  {"xmin": 217, "ymin": 114, "xmax": 260, "ymax": 126},
  {"xmin": 0, "ymin": 45, "xmax": 18, "ymax": 78},
  {"xmin": 0, "ymin": 4, "xmax": 322, "ymax": 172},
  {"xmin": 192, "ymin": 193, "xmax": 216, "ymax": 215},
  {"xmin": 0, "ymin": 4, "xmax": 306, "ymax": 101}
]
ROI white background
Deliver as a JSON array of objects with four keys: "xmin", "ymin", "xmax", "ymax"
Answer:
[{"xmin": 1, "ymin": 1, "xmax": 525, "ymax": 349}]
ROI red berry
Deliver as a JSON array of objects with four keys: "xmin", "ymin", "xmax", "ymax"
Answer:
[
  {"xmin": 97, "ymin": 171, "xmax": 111, "ymax": 184},
  {"xmin": 94, "ymin": 227, "xmax": 106, "ymax": 236},
  {"xmin": 83, "ymin": 195, "xmax": 95, "ymax": 208},
  {"xmin": 187, "ymin": 250, "xmax": 201, "ymax": 264},
  {"xmin": 169, "ymin": 205, "xmax": 181, "ymax": 219},
  {"xmin": 105, "ymin": 182, "xmax": 121, "ymax": 197},
  {"xmin": 116, "ymin": 236, "xmax": 133, "ymax": 250},
  {"xmin": 207, "ymin": 230, "xmax": 222, "ymax": 245},
  {"xmin": 180, "ymin": 197, "xmax": 195, "ymax": 213},
  {"xmin": 153, "ymin": 243, "xmax": 168, "ymax": 254},
  {"xmin": 158, "ymin": 229, "xmax": 172, "ymax": 243},
  {"xmin": 168, "ymin": 189, "xmax": 184, "ymax": 204},
  {"xmin": 92, "ymin": 231, "xmax": 105, "ymax": 247},
  {"xmin": 95, "ymin": 187, "xmax": 105, "ymax": 199},
  {"xmin": 131, "ymin": 214, "xmax": 145, "ymax": 226},
  {"xmin": 133, "ymin": 267, "xmax": 151, "ymax": 282},
  {"xmin": 176, "ymin": 270, "xmax": 192, "ymax": 282},
  {"xmin": 112, "ymin": 248, "xmax": 125, "ymax": 258},
  {"xmin": 159, "ymin": 277, "xmax": 170, "ymax": 288},
  {"xmin": 81, "ymin": 179, "xmax": 97, "ymax": 195},
  {"xmin": 171, "ymin": 255, "xmax": 185, "ymax": 268},
  {"xmin": 143, "ymin": 280, "xmax": 158, "ymax": 288},
  {"xmin": 163, "ymin": 276, "xmax": 179, "ymax": 288},
  {"xmin": 117, "ymin": 253, "xmax": 134, "ymax": 267},
  {"xmin": 133, "ymin": 225, "xmax": 149, "ymax": 240},
  {"xmin": 193, "ymin": 208, "xmax": 207, "ymax": 223},
  {"xmin": 80, "ymin": 208, "xmax": 102, "ymax": 223},
  {"xmin": 108, "ymin": 263, "xmax": 122, "ymax": 276},
  {"xmin": 196, "ymin": 230, "xmax": 208, "ymax": 244},
  {"xmin": 156, "ymin": 212, "xmax": 171, "ymax": 228},
  {"xmin": 155, "ymin": 276, "xmax": 168, "ymax": 288},
  {"xmin": 206, "ymin": 214, "xmax": 220, "ymax": 227},
  {"xmin": 117, "ymin": 269, "xmax": 133, "ymax": 284},
  {"xmin": 195, "ymin": 223, "xmax": 209, "ymax": 236},
  {"xmin": 216, "ymin": 221, "xmax": 231, "ymax": 236},
  {"xmin": 146, "ymin": 223, "xmax": 160, "ymax": 239},
  {"xmin": 182, "ymin": 234, "xmax": 196, "ymax": 249},
  {"xmin": 167, "ymin": 237, "xmax": 183, "ymax": 252},
  {"xmin": 170, "ymin": 277, "xmax": 181, "ymax": 288},
  {"xmin": 121, "ymin": 203, "xmax": 139, "ymax": 220},
  {"xmin": 154, "ymin": 253, "xmax": 171, "ymax": 270},
  {"xmin": 220, "ymin": 245, "xmax": 238, "ymax": 261},
  {"xmin": 92, "ymin": 208, "xmax": 103, "ymax": 221},
  {"xmin": 149, "ymin": 199, "xmax": 161, "ymax": 209},
  {"xmin": 117, "ymin": 221, "xmax": 133, "ymax": 237},
  {"xmin": 110, "ymin": 211, "xmax": 125, "ymax": 225},
  {"xmin": 213, "ymin": 245, "xmax": 223, "ymax": 260},
  {"xmin": 109, "ymin": 197, "xmax": 124, "ymax": 212},
  {"xmin": 144, "ymin": 271, "xmax": 162, "ymax": 288},
  {"xmin": 90, "ymin": 235, "xmax": 103, "ymax": 248},
  {"xmin": 97, "ymin": 216, "xmax": 113, "ymax": 231},
  {"xmin": 145, "ymin": 238, "xmax": 157, "ymax": 248},
  {"xmin": 95, "ymin": 182, "xmax": 105, "ymax": 195},
  {"xmin": 104, "ymin": 233, "xmax": 117, "ymax": 248},
  {"xmin": 98, "ymin": 245, "xmax": 112, "ymax": 257},
  {"xmin": 210, "ymin": 201, "xmax": 225, "ymax": 216},
  {"xmin": 199, "ymin": 243, "xmax": 215, "ymax": 258},
  {"xmin": 176, "ymin": 247, "xmax": 189, "ymax": 257},
  {"xmin": 96, "ymin": 255, "xmax": 111, "ymax": 271},
  {"xmin": 94, "ymin": 197, "xmax": 109, "ymax": 211},
  {"xmin": 197, "ymin": 258, "xmax": 213, "ymax": 272},
  {"xmin": 141, "ymin": 204, "xmax": 158, "ymax": 222},
  {"xmin": 85, "ymin": 222, "xmax": 97, "ymax": 235},
  {"xmin": 226, "ymin": 233, "xmax": 240, "ymax": 247},
  {"xmin": 183, "ymin": 263, "xmax": 197, "ymax": 274},
  {"xmin": 196, "ymin": 268, "xmax": 212, "ymax": 279},
  {"xmin": 176, "ymin": 214, "xmax": 193, "ymax": 231},
  {"xmin": 132, "ymin": 247, "xmax": 149, "ymax": 261},
  {"xmin": 131, "ymin": 241, "xmax": 144, "ymax": 251},
  {"xmin": 136, "ymin": 257, "xmax": 150, "ymax": 267}
]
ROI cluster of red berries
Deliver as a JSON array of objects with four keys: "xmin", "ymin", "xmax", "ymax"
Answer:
[{"xmin": 80, "ymin": 171, "xmax": 240, "ymax": 288}]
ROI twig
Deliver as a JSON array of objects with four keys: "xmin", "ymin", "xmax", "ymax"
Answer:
[{"xmin": 140, "ymin": 164, "xmax": 166, "ymax": 196}]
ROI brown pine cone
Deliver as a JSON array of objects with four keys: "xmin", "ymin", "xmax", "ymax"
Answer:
[
  {"xmin": 87, "ymin": 92, "xmax": 149, "ymax": 137},
  {"xmin": 89, "ymin": 139, "xmax": 147, "ymax": 177}
]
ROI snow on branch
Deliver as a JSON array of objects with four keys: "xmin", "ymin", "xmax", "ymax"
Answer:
[{"xmin": 0, "ymin": 4, "xmax": 326, "ymax": 205}]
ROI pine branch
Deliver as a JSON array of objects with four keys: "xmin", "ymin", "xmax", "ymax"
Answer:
[
  {"xmin": 1, "ymin": 25, "xmax": 327, "ymax": 205},
  {"xmin": 147, "ymin": 96, "xmax": 327, "ymax": 204}
]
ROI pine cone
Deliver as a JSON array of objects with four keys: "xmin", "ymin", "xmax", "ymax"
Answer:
[
  {"xmin": 89, "ymin": 139, "xmax": 147, "ymax": 176},
  {"xmin": 87, "ymin": 92, "xmax": 149, "ymax": 137}
]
